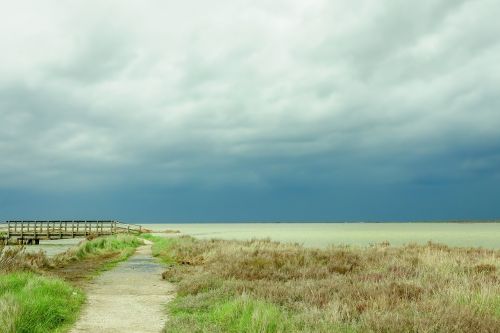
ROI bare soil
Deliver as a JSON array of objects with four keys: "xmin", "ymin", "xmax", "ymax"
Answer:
[
  {"xmin": 50, "ymin": 252, "xmax": 119, "ymax": 286},
  {"xmin": 69, "ymin": 240, "xmax": 175, "ymax": 333}
]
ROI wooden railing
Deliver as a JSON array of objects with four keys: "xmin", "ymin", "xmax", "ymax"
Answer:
[
  {"xmin": 1, "ymin": 220, "xmax": 143, "ymax": 242},
  {"xmin": 0, "ymin": 222, "xmax": 7, "ymax": 242}
]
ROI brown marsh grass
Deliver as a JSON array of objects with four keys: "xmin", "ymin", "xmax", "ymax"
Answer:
[
  {"xmin": 152, "ymin": 236, "xmax": 500, "ymax": 333},
  {"xmin": 0, "ymin": 244, "xmax": 50, "ymax": 273}
]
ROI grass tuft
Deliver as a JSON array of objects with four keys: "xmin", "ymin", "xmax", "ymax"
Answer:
[
  {"xmin": 53, "ymin": 234, "xmax": 142, "ymax": 265},
  {"xmin": 0, "ymin": 272, "xmax": 84, "ymax": 333}
]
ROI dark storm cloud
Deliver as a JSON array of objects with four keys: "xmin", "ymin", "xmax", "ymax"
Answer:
[{"xmin": 0, "ymin": 0, "xmax": 499, "ymax": 219}]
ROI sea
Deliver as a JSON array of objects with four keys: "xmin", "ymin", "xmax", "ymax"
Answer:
[
  {"xmin": 141, "ymin": 222, "xmax": 500, "ymax": 249},
  {"xmin": 19, "ymin": 222, "xmax": 499, "ymax": 257}
]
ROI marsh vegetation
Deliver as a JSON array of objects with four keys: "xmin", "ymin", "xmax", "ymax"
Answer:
[
  {"xmin": 145, "ymin": 235, "xmax": 500, "ymax": 333},
  {"xmin": 0, "ymin": 235, "xmax": 142, "ymax": 333}
]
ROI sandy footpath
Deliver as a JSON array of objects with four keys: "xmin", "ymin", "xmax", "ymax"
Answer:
[{"xmin": 70, "ymin": 240, "xmax": 175, "ymax": 333}]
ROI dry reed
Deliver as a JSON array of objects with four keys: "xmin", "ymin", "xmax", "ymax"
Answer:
[{"xmin": 157, "ymin": 237, "xmax": 500, "ymax": 333}]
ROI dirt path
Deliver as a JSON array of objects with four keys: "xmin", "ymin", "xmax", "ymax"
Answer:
[{"xmin": 70, "ymin": 240, "xmax": 175, "ymax": 333}]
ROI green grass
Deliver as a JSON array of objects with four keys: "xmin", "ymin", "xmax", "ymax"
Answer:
[
  {"xmin": 54, "ymin": 234, "xmax": 143, "ymax": 265},
  {"xmin": 0, "ymin": 272, "xmax": 85, "ymax": 333},
  {"xmin": 169, "ymin": 296, "xmax": 291, "ymax": 333},
  {"xmin": 457, "ymin": 292, "xmax": 500, "ymax": 318},
  {"xmin": 167, "ymin": 294, "xmax": 357, "ymax": 333},
  {"xmin": 74, "ymin": 234, "xmax": 142, "ymax": 259},
  {"xmin": 142, "ymin": 234, "xmax": 179, "ymax": 264}
]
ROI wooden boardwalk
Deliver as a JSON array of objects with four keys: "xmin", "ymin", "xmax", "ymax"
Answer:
[{"xmin": 0, "ymin": 220, "xmax": 143, "ymax": 244}]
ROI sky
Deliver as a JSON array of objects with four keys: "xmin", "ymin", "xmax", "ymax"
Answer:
[{"xmin": 1, "ymin": 0, "xmax": 499, "ymax": 222}]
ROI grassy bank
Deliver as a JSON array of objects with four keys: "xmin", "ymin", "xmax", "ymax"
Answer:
[
  {"xmin": 0, "ymin": 234, "xmax": 142, "ymax": 273},
  {"xmin": 146, "ymin": 235, "xmax": 500, "ymax": 333},
  {"xmin": 0, "ymin": 272, "xmax": 84, "ymax": 333},
  {"xmin": 0, "ymin": 235, "xmax": 142, "ymax": 333},
  {"xmin": 53, "ymin": 234, "xmax": 142, "ymax": 266},
  {"xmin": 50, "ymin": 234, "xmax": 144, "ymax": 283}
]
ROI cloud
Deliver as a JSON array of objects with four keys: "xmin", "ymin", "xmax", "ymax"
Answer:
[{"xmin": 0, "ymin": 0, "xmax": 499, "ymax": 219}]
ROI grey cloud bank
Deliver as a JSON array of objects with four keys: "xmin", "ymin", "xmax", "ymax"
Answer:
[{"xmin": 1, "ymin": 0, "xmax": 499, "ymax": 221}]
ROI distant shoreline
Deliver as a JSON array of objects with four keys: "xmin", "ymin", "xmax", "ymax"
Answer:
[{"xmin": 136, "ymin": 220, "xmax": 500, "ymax": 224}]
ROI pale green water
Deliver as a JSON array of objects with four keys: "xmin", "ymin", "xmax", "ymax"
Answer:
[
  {"xmin": 6, "ymin": 238, "xmax": 81, "ymax": 257},
  {"xmin": 141, "ymin": 223, "xmax": 500, "ymax": 249}
]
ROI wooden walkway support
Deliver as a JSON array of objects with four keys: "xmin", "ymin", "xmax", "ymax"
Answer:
[{"xmin": 0, "ymin": 220, "xmax": 143, "ymax": 244}]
